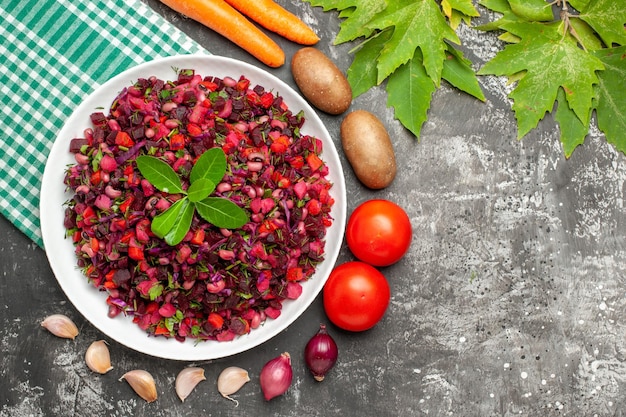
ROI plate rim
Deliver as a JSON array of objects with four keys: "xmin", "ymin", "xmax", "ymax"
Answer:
[{"xmin": 39, "ymin": 54, "xmax": 347, "ymax": 361}]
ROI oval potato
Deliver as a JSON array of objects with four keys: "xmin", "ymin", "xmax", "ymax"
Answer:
[
  {"xmin": 340, "ymin": 110, "xmax": 396, "ymax": 189},
  {"xmin": 291, "ymin": 47, "xmax": 352, "ymax": 115}
]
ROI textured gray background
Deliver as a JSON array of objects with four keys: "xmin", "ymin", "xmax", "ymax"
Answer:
[{"xmin": 3, "ymin": 1, "xmax": 626, "ymax": 416}]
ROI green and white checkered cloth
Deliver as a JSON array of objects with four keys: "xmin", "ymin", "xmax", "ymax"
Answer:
[{"xmin": 1, "ymin": 0, "xmax": 207, "ymax": 247}]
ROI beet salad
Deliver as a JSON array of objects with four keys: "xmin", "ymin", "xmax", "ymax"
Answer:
[{"xmin": 63, "ymin": 69, "xmax": 335, "ymax": 342}]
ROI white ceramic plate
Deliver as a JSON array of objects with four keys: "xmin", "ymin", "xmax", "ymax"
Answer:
[{"xmin": 40, "ymin": 55, "xmax": 346, "ymax": 361}]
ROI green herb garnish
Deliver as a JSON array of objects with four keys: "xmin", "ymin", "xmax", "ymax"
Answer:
[{"xmin": 136, "ymin": 148, "xmax": 248, "ymax": 246}]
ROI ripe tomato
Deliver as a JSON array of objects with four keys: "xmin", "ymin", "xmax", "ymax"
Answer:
[
  {"xmin": 346, "ymin": 199, "xmax": 412, "ymax": 266},
  {"xmin": 323, "ymin": 261, "xmax": 390, "ymax": 332}
]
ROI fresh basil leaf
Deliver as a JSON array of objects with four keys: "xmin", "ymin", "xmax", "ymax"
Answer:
[
  {"xmin": 187, "ymin": 178, "xmax": 215, "ymax": 203},
  {"xmin": 163, "ymin": 198, "xmax": 195, "ymax": 246},
  {"xmin": 136, "ymin": 155, "xmax": 184, "ymax": 194},
  {"xmin": 195, "ymin": 197, "xmax": 249, "ymax": 229},
  {"xmin": 151, "ymin": 197, "xmax": 188, "ymax": 238},
  {"xmin": 190, "ymin": 148, "xmax": 227, "ymax": 185}
]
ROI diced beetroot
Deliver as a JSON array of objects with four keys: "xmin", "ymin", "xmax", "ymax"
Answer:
[
  {"xmin": 158, "ymin": 303, "xmax": 177, "ymax": 318},
  {"xmin": 264, "ymin": 306, "xmax": 282, "ymax": 320},
  {"xmin": 69, "ymin": 138, "xmax": 88, "ymax": 153},
  {"xmin": 286, "ymin": 282, "xmax": 303, "ymax": 299}
]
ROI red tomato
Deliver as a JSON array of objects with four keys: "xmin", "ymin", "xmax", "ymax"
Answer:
[
  {"xmin": 323, "ymin": 261, "xmax": 390, "ymax": 332},
  {"xmin": 346, "ymin": 199, "xmax": 412, "ymax": 266}
]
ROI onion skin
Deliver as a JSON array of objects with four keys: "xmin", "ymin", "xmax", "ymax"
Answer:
[
  {"xmin": 304, "ymin": 324, "xmax": 338, "ymax": 381},
  {"xmin": 259, "ymin": 352, "xmax": 293, "ymax": 400}
]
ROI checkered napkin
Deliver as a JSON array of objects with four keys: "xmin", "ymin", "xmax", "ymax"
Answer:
[{"xmin": 0, "ymin": 0, "xmax": 207, "ymax": 247}]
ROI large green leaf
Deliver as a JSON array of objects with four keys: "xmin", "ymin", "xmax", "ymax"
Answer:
[
  {"xmin": 593, "ymin": 46, "xmax": 626, "ymax": 154},
  {"xmin": 306, "ymin": 0, "xmax": 481, "ymax": 141},
  {"xmin": 574, "ymin": 0, "xmax": 626, "ymax": 47},
  {"xmin": 555, "ymin": 87, "xmax": 589, "ymax": 158},
  {"xmin": 509, "ymin": 0, "xmax": 553, "ymax": 21},
  {"xmin": 366, "ymin": 0, "xmax": 460, "ymax": 85},
  {"xmin": 569, "ymin": 17, "xmax": 605, "ymax": 51},
  {"xmin": 476, "ymin": 0, "xmax": 518, "ymax": 31},
  {"xmin": 386, "ymin": 49, "xmax": 436, "ymax": 139},
  {"xmin": 442, "ymin": 0, "xmax": 479, "ymax": 29},
  {"xmin": 442, "ymin": 45, "xmax": 486, "ymax": 101},
  {"xmin": 478, "ymin": 21, "xmax": 604, "ymax": 138},
  {"xmin": 303, "ymin": 0, "xmax": 386, "ymax": 44},
  {"xmin": 444, "ymin": 0, "xmax": 479, "ymax": 18},
  {"xmin": 347, "ymin": 29, "xmax": 393, "ymax": 97}
]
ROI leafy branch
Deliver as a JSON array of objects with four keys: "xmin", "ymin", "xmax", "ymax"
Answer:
[
  {"xmin": 305, "ymin": 0, "xmax": 485, "ymax": 138},
  {"xmin": 305, "ymin": 0, "xmax": 626, "ymax": 158},
  {"xmin": 136, "ymin": 148, "xmax": 248, "ymax": 246},
  {"xmin": 478, "ymin": 0, "xmax": 626, "ymax": 157}
]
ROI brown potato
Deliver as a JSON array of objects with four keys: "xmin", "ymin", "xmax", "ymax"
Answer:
[
  {"xmin": 291, "ymin": 47, "xmax": 352, "ymax": 115},
  {"xmin": 340, "ymin": 110, "xmax": 396, "ymax": 189}
]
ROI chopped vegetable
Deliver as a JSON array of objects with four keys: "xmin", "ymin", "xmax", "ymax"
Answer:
[
  {"xmin": 159, "ymin": 0, "xmax": 285, "ymax": 68},
  {"xmin": 224, "ymin": 0, "xmax": 319, "ymax": 45},
  {"xmin": 63, "ymin": 69, "xmax": 335, "ymax": 341}
]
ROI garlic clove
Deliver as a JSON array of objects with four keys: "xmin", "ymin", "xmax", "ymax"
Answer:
[
  {"xmin": 175, "ymin": 367, "xmax": 206, "ymax": 402},
  {"xmin": 41, "ymin": 314, "xmax": 79, "ymax": 340},
  {"xmin": 119, "ymin": 370, "xmax": 158, "ymax": 403},
  {"xmin": 217, "ymin": 366, "xmax": 250, "ymax": 404},
  {"xmin": 85, "ymin": 340, "xmax": 113, "ymax": 374}
]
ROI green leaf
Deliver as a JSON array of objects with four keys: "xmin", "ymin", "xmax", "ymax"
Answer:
[
  {"xmin": 476, "ymin": 0, "xmax": 518, "ymax": 31},
  {"xmin": 136, "ymin": 156, "xmax": 183, "ymax": 194},
  {"xmin": 569, "ymin": 18, "xmax": 604, "ymax": 51},
  {"xmin": 386, "ymin": 48, "xmax": 437, "ymax": 139},
  {"xmin": 163, "ymin": 198, "xmax": 195, "ymax": 246},
  {"xmin": 555, "ymin": 87, "xmax": 589, "ymax": 158},
  {"xmin": 148, "ymin": 284, "xmax": 164, "ymax": 301},
  {"xmin": 567, "ymin": 0, "xmax": 590, "ymax": 9},
  {"xmin": 509, "ymin": 0, "xmax": 553, "ymax": 21},
  {"xmin": 195, "ymin": 197, "xmax": 249, "ymax": 229},
  {"xmin": 479, "ymin": 0, "xmax": 511, "ymax": 13},
  {"xmin": 442, "ymin": 45, "xmax": 486, "ymax": 101},
  {"xmin": 187, "ymin": 178, "xmax": 215, "ymax": 203},
  {"xmin": 304, "ymin": 0, "xmax": 387, "ymax": 44},
  {"xmin": 443, "ymin": 0, "xmax": 480, "ymax": 18},
  {"xmin": 593, "ymin": 46, "xmax": 626, "ymax": 154},
  {"xmin": 366, "ymin": 0, "xmax": 460, "ymax": 85},
  {"xmin": 478, "ymin": 21, "xmax": 604, "ymax": 138},
  {"xmin": 574, "ymin": 0, "xmax": 626, "ymax": 47},
  {"xmin": 151, "ymin": 197, "xmax": 189, "ymax": 239},
  {"xmin": 190, "ymin": 147, "xmax": 226, "ymax": 185},
  {"xmin": 347, "ymin": 29, "xmax": 393, "ymax": 97},
  {"xmin": 443, "ymin": 0, "xmax": 480, "ymax": 30}
]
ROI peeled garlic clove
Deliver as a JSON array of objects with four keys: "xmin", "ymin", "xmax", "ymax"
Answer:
[
  {"xmin": 41, "ymin": 314, "xmax": 79, "ymax": 339},
  {"xmin": 85, "ymin": 340, "xmax": 113, "ymax": 374},
  {"xmin": 119, "ymin": 370, "xmax": 158, "ymax": 403},
  {"xmin": 175, "ymin": 367, "xmax": 206, "ymax": 402},
  {"xmin": 217, "ymin": 366, "xmax": 250, "ymax": 403}
]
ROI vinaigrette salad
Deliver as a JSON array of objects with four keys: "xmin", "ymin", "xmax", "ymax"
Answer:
[{"xmin": 63, "ymin": 69, "xmax": 334, "ymax": 342}]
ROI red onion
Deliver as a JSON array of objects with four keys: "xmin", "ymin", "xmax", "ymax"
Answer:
[
  {"xmin": 259, "ymin": 352, "xmax": 293, "ymax": 400},
  {"xmin": 304, "ymin": 324, "xmax": 338, "ymax": 381}
]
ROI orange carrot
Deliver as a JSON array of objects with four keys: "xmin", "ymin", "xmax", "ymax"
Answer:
[
  {"xmin": 223, "ymin": 0, "xmax": 319, "ymax": 45},
  {"xmin": 159, "ymin": 0, "xmax": 285, "ymax": 68}
]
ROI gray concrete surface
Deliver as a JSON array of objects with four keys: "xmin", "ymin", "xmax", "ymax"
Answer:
[{"xmin": 3, "ymin": 1, "xmax": 626, "ymax": 416}]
